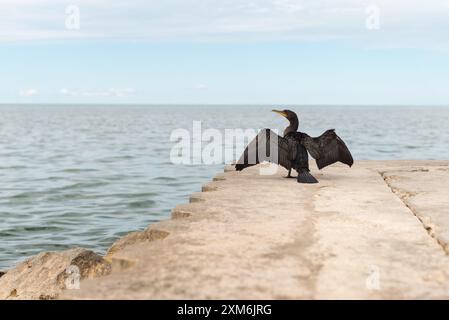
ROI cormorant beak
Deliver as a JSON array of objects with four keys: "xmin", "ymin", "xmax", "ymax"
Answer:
[{"xmin": 272, "ymin": 109, "xmax": 287, "ymax": 118}]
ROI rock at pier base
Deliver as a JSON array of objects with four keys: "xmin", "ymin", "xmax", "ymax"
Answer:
[
  {"xmin": 0, "ymin": 248, "xmax": 111, "ymax": 300},
  {"xmin": 106, "ymin": 228, "xmax": 170, "ymax": 259}
]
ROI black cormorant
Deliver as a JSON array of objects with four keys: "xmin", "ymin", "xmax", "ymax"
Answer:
[{"xmin": 235, "ymin": 109, "xmax": 353, "ymax": 183}]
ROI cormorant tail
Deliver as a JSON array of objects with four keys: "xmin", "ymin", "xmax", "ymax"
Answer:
[
  {"xmin": 235, "ymin": 163, "xmax": 245, "ymax": 171},
  {"xmin": 297, "ymin": 169, "xmax": 318, "ymax": 184}
]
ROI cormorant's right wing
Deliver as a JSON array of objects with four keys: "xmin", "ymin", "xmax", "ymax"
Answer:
[
  {"xmin": 235, "ymin": 129, "xmax": 295, "ymax": 171},
  {"xmin": 300, "ymin": 129, "xmax": 354, "ymax": 170}
]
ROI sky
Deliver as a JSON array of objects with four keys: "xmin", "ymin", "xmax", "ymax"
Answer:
[{"xmin": 1, "ymin": 0, "xmax": 449, "ymax": 105}]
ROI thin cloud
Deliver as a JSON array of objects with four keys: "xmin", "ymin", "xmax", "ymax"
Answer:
[
  {"xmin": 19, "ymin": 88, "xmax": 38, "ymax": 96},
  {"xmin": 59, "ymin": 88, "xmax": 135, "ymax": 98},
  {"xmin": 194, "ymin": 84, "xmax": 207, "ymax": 90},
  {"xmin": 0, "ymin": 0, "xmax": 448, "ymax": 49}
]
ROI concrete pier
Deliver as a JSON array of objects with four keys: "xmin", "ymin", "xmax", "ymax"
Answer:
[{"xmin": 58, "ymin": 161, "xmax": 449, "ymax": 299}]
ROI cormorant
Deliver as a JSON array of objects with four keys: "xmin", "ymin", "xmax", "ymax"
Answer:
[{"xmin": 235, "ymin": 109, "xmax": 353, "ymax": 183}]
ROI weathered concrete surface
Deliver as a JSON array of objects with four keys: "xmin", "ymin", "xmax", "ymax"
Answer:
[
  {"xmin": 381, "ymin": 166, "xmax": 449, "ymax": 254},
  {"xmin": 0, "ymin": 248, "xmax": 111, "ymax": 300},
  {"xmin": 58, "ymin": 161, "xmax": 449, "ymax": 300}
]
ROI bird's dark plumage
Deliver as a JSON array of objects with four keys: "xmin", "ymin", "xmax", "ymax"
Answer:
[
  {"xmin": 297, "ymin": 130, "xmax": 354, "ymax": 170},
  {"xmin": 235, "ymin": 109, "xmax": 353, "ymax": 183},
  {"xmin": 235, "ymin": 128, "xmax": 316, "ymax": 183}
]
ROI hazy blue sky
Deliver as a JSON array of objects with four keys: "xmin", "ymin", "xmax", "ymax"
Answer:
[{"xmin": 1, "ymin": 0, "xmax": 449, "ymax": 104}]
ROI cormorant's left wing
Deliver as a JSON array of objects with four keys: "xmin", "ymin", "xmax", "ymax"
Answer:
[
  {"xmin": 300, "ymin": 129, "xmax": 354, "ymax": 170},
  {"xmin": 235, "ymin": 129, "xmax": 295, "ymax": 171}
]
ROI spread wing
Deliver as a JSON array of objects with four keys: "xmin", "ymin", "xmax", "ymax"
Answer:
[
  {"xmin": 235, "ymin": 129, "xmax": 297, "ymax": 171},
  {"xmin": 300, "ymin": 129, "xmax": 353, "ymax": 170}
]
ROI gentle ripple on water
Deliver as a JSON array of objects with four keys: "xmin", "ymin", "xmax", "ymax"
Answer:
[{"xmin": 1, "ymin": 104, "xmax": 449, "ymax": 269}]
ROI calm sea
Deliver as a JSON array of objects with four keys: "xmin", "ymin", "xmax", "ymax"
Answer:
[{"xmin": 1, "ymin": 104, "xmax": 448, "ymax": 269}]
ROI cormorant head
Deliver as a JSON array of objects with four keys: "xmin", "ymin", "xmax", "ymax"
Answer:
[
  {"xmin": 272, "ymin": 109, "xmax": 299, "ymax": 135},
  {"xmin": 272, "ymin": 109, "xmax": 298, "ymax": 122}
]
